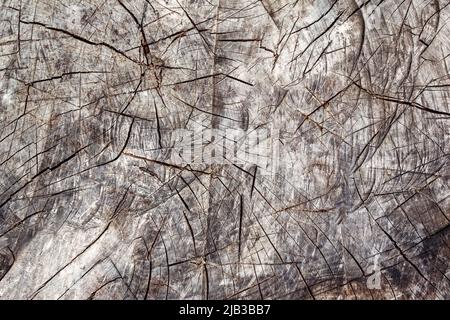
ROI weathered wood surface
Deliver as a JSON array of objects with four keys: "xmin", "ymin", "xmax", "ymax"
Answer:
[{"xmin": 0, "ymin": 0, "xmax": 449, "ymax": 300}]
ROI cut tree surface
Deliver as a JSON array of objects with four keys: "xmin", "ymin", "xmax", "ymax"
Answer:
[{"xmin": 0, "ymin": 0, "xmax": 449, "ymax": 299}]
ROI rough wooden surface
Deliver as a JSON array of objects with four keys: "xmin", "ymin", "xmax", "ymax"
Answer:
[{"xmin": 0, "ymin": 0, "xmax": 449, "ymax": 300}]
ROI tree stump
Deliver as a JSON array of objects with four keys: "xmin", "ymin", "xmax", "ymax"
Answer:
[{"xmin": 0, "ymin": 0, "xmax": 449, "ymax": 299}]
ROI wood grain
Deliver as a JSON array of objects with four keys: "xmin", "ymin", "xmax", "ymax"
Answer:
[{"xmin": 0, "ymin": 0, "xmax": 449, "ymax": 299}]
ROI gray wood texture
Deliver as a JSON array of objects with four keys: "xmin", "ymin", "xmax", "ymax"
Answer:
[{"xmin": 0, "ymin": 0, "xmax": 449, "ymax": 299}]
